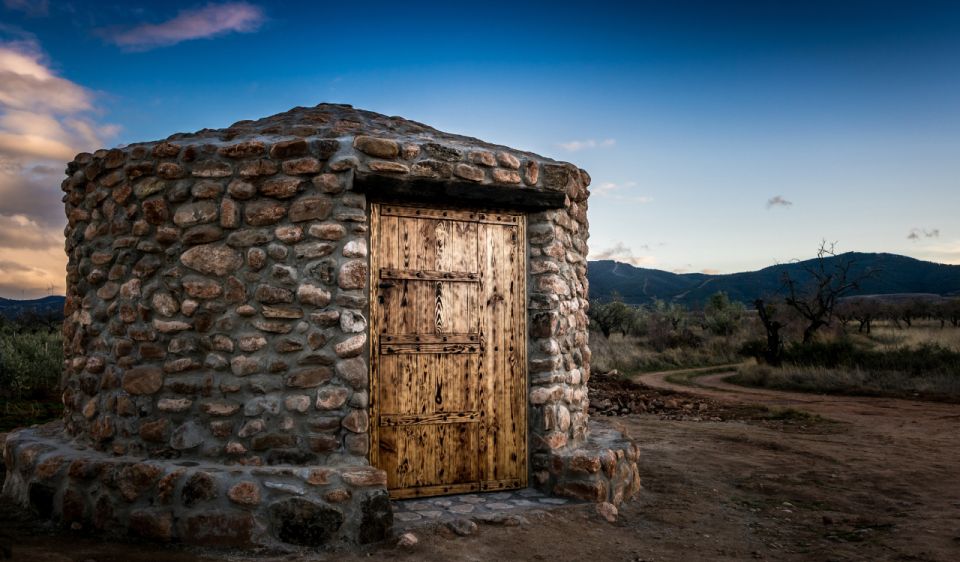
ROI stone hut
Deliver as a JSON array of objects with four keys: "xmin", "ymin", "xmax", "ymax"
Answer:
[{"xmin": 2, "ymin": 104, "xmax": 640, "ymax": 547}]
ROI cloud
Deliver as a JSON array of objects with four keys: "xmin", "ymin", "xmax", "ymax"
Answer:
[
  {"xmin": 0, "ymin": 255, "xmax": 61, "ymax": 298},
  {"xmin": 558, "ymin": 138, "xmax": 615, "ymax": 152},
  {"xmin": 766, "ymin": 195, "xmax": 792, "ymax": 209},
  {"xmin": 101, "ymin": 2, "xmax": 265, "ymax": 50},
  {"xmin": 591, "ymin": 242, "xmax": 657, "ymax": 267},
  {"xmin": 907, "ymin": 227, "xmax": 939, "ymax": 241},
  {"xmin": 0, "ymin": 213, "xmax": 60, "ymax": 250},
  {"xmin": 912, "ymin": 240, "xmax": 960, "ymax": 265},
  {"xmin": 700, "ymin": 268, "xmax": 721, "ymax": 275},
  {"xmin": 592, "ymin": 181, "xmax": 653, "ymax": 204},
  {"xmin": 0, "ymin": 35, "xmax": 116, "ymax": 298},
  {"xmin": 3, "ymin": 0, "xmax": 49, "ymax": 17}
]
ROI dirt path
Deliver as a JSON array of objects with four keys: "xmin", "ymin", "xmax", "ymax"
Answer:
[
  {"xmin": 629, "ymin": 368, "xmax": 960, "ymax": 560},
  {"xmin": 638, "ymin": 368, "xmax": 960, "ymax": 446},
  {"xmin": 2, "ymin": 374, "xmax": 959, "ymax": 561}
]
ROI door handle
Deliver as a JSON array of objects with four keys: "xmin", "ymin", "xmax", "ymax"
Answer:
[{"xmin": 378, "ymin": 281, "xmax": 395, "ymax": 289}]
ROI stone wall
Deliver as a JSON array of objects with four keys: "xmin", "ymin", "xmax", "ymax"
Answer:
[
  {"xmin": 57, "ymin": 108, "xmax": 583, "ymax": 467},
  {"xmin": 523, "ymin": 165, "xmax": 641, "ymax": 504},
  {"xmin": 60, "ymin": 137, "xmax": 374, "ymax": 466},
  {"xmin": 526, "ymin": 169, "xmax": 591, "ymax": 454}
]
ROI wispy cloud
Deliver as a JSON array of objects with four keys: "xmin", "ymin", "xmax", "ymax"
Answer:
[
  {"xmin": 591, "ymin": 242, "xmax": 656, "ymax": 267},
  {"xmin": 592, "ymin": 181, "xmax": 653, "ymax": 204},
  {"xmin": 101, "ymin": 2, "xmax": 265, "ymax": 51},
  {"xmin": 0, "ymin": 213, "xmax": 59, "ymax": 250},
  {"xmin": 3, "ymin": 0, "xmax": 49, "ymax": 17},
  {"xmin": 0, "ymin": 33, "xmax": 116, "ymax": 297},
  {"xmin": 558, "ymin": 138, "xmax": 615, "ymax": 152},
  {"xmin": 907, "ymin": 227, "xmax": 939, "ymax": 241},
  {"xmin": 912, "ymin": 239, "xmax": 960, "ymax": 265},
  {"xmin": 766, "ymin": 195, "xmax": 792, "ymax": 209}
]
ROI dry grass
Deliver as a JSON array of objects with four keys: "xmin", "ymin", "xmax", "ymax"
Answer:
[
  {"xmin": 590, "ymin": 330, "xmax": 749, "ymax": 374},
  {"xmin": 591, "ymin": 315, "xmax": 960, "ymax": 401},
  {"xmin": 730, "ymin": 364, "xmax": 960, "ymax": 402},
  {"xmin": 852, "ymin": 320, "xmax": 960, "ymax": 352}
]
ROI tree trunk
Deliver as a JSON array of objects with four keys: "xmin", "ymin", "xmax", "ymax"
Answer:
[{"xmin": 802, "ymin": 320, "xmax": 825, "ymax": 344}]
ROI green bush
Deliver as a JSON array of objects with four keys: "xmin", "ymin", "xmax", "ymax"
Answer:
[
  {"xmin": 703, "ymin": 292, "xmax": 745, "ymax": 336},
  {"xmin": 0, "ymin": 329, "xmax": 63, "ymax": 399}
]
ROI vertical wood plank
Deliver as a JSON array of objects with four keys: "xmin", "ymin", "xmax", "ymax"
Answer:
[{"xmin": 369, "ymin": 203, "xmax": 380, "ymax": 468}]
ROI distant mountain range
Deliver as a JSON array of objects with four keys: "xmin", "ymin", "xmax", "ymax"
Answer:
[
  {"xmin": 1, "ymin": 253, "xmax": 957, "ymax": 319},
  {"xmin": 0, "ymin": 295, "xmax": 66, "ymax": 320},
  {"xmin": 588, "ymin": 252, "xmax": 960, "ymax": 307}
]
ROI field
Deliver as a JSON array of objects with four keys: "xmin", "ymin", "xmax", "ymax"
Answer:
[{"xmin": 589, "ymin": 292, "xmax": 960, "ymax": 402}]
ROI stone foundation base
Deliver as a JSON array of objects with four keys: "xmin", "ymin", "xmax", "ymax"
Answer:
[
  {"xmin": 2, "ymin": 423, "xmax": 392, "ymax": 548},
  {"xmin": 531, "ymin": 420, "xmax": 641, "ymax": 505}
]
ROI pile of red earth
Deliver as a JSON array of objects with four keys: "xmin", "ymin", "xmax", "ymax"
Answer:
[
  {"xmin": 588, "ymin": 370, "xmax": 723, "ymax": 421},
  {"xmin": 588, "ymin": 370, "xmax": 832, "ymax": 433}
]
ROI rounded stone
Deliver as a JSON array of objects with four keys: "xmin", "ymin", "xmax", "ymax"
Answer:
[
  {"xmin": 335, "ymin": 357, "xmax": 367, "ymax": 389},
  {"xmin": 297, "ymin": 284, "xmax": 331, "ymax": 306},
  {"xmin": 288, "ymin": 196, "xmax": 332, "ymax": 223},
  {"xmin": 342, "ymin": 239, "xmax": 367, "ymax": 258},
  {"xmin": 286, "ymin": 366, "xmax": 333, "ymax": 389},
  {"xmin": 339, "ymin": 310, "xmax": 366, "ymax": 333},
  {"xmin": 270, "ymin": 498, "xmax": 345, "ymax": 547},
  {"xmin": 337, "ymin": 260, "xmax": 367, "ymax": 290},
  {"xmin": 173, "ymin": 201, "xmax": 218, "ymax": 226},
  {"xmin": 244, "ymin": 200, "xmax": 287, "ymax": 225},
  {"xmin": 335, "ymin": 334, "xmax": 366, "ymax": 358},
  {"xmin": 180, "ymin": 244, "xmax": 242, "ymax": 276},
  {"xmin": 122, "ymin": 366, "xmax": 163, "ymax": 395},
  {"xmin": 315, "ymin": 386, "xmax": 349, "ymax": 410},
  {"xmin": 353, "ymin": 136, "xmax": 399, "ymax": 158},
  {"xmin": 228, "ymin": 481, "xmax": 262, "ymax": 506}
]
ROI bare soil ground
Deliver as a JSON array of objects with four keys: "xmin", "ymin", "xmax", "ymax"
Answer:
[{"xmin": 2, "ymin": 371, "xmax": 958, "ymax": 561}]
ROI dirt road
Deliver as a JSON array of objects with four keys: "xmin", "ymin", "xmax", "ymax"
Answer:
[{"xmin": 2, "ymin": 374, "xmax": 958, "ymax": 561}]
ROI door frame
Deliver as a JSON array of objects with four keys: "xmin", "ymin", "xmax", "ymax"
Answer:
[{"xmin": 367, "ymin": 201, "xmax": 528, "ymax": 498}]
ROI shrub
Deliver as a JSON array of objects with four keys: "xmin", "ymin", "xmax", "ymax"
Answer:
[
  {"xmin": 731, "ymin": 363, "xmax": 960, "ymax": 401},
  {"xmin": 703, "ymin": 292, "xmax": 745, "ymax": 336},
  {"xmin": 0, "ymin": 329, "xmax": 63, "ymax": 399}
]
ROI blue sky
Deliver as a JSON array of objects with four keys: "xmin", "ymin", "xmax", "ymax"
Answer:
[{"xmin": 1, "ymin": 0, "xmax": 959, "ymax": 297}]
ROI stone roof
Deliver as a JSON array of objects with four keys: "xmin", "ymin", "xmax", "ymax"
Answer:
[
  {"xmin": 162, "ymin": 103, "xmax": 558, "ymax": 164},
  {"xmin": 71, "ymin": 103, "xmax": 590, "ymax": 209}
]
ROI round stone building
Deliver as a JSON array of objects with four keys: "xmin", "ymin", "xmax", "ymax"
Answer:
[{"xmin": 2, "ymin": 104, "xmax": 640, "ymax": 547}]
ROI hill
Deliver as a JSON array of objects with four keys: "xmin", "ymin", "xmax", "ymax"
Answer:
[
  {"xmin": 0, "ymin": 295, "xmax": 66, "ymax": 320},
  {"xmin": 1, "ymin": 253, "xmax": 957, "ymax": 317},
  {"xmin": 588, "ymin": 252, "xmax": 960, "ymax": 307}
]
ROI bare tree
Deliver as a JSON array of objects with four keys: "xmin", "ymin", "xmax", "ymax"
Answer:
[
  {"xmin": 852, "ymin": 297, "xmax": 882, "ymax": 334},
  {"xmin": 781, "ymin": 241, "xmax": 877, "ymax": 344},
  {"xmin": 753, "ymin": 298, "xmax": 784, "ymax": 366}
]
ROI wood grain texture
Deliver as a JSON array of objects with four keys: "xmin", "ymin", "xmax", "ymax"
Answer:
[{"xmin": 370, "ymin": 202, "xmax": 527, "ymax": 498}]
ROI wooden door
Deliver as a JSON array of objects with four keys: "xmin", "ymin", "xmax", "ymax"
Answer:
[{"xmin": 369, "ymin": 203, "xmax": 527, "ymax": 499}]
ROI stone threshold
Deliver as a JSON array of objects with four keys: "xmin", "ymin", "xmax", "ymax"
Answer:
[{"xmin": 391, "ymin": 488, "xmax": 583, "ymax": 527}]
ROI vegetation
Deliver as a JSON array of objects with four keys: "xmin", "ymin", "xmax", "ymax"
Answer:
[
  {"xmin": 589, "ymin": 260, "xmax": 960, "ymax": 401},
  {"xmin": 0, "ymin": 313, "xmax": 63, "ymax": 431},
  {"xmin": 589, "ymin": 290, "xmax": 753, "ymax": 373},
  {"xmin": 731, "ymin": 361, "xmax": 960, "ymax": 401}
]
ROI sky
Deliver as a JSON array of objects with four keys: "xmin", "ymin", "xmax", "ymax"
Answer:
[{"xmin": 1, "ymin": 0, "xmax": 959, "ymax": 298}]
